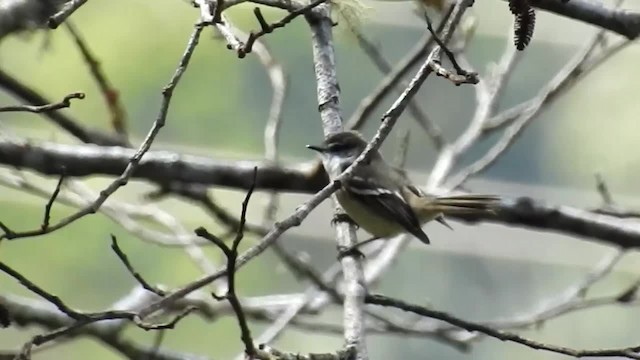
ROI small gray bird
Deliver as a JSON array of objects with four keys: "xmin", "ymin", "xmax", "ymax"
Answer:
[{"xmin": 307, "ymin": 130, "xmax": 499, "ymax": 245}]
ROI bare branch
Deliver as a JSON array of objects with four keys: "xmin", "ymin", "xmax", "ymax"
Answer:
[
  {"xmin": 445, "ymin": 28, "xmax": 613, "ymax": 189},
  {"xmin": 0, "ymin": 92, "xmax": 84, "ymax": 113},
  {"xmin": 4, "ymin": 139, "xmax": 640, "ymax": 249},
  {"xmin": 137, "ymin": 179, "xmax": 342, "ymax": 319},
  {"xmin": 195, "ymin": 167, "xmax": 259, "ymax": 357},
  {"xmin": 307, "ymin": 3, "xmax": 366, "ymax": 357},
  {"xmin": 48, "ymin": 0, "xmax": 90, "ymax": 28},
  {"xmin": 238, "ymin": 0, "xmax": 329, "ymax": 57},
  {"xmin": 595, "ymin": 173, "xmax": 614, "ymax": 206},
  {"xmin": 249, "ymin": 261, "xmax": 344, "ymax": 347},
  {"xmin": 40, "ymin": 173, "xmax": 65, "ymax": 231},
  {"xmin": 0, "ymin": 68, "xmax": 127, "ymax": 146},
  {"xmin": 65, "ymin": 22, "xmax": 129, "ymax": 139},
  {"xmin": 348, "ymin": 24, "xmax": 442, "ymax": 147},
  {"xmin": 0, "ymin": 139, "xmax": 325, "ymax": 192},
  {"xmin": 110, "ymin": 235, "xmax": 166, "ymax": 296},
  {"xmin": 0, "ymin": 22, "xmax": 206, "ymax": 241},
  {"xmin": 481, "ymin": 250, "xmax": 627, "ymax": 330},
  {"xmin": 485, "ymin": 37, "xmax": 631, "ymax": 132},
  {"xmin": 258, "ymin": 344, "xmax": 356, "ymax": 360},
  {"xmin": 0, "ymin": 262, "xmax": 87, "ymax": 321},
  {"xmin": 427, "ymin": 33, "xmax": 520, "ymax": 189},
  {"xmin": 531, "ymin": 0, "xmax": 640, "ymax": 39},
  {"xmin": 2, "ymin": 295, "xmax": 202, "ymax": 360},
  {"xmin": 366, "ymin": 293, "xmax": 640, "ymax": 359},
  {"xmin": 591, "ymin": 174, "xmax": 640, "ymax": 219},
  {"xmin": 422, "ymin": 10, "xmax": 479, "ymax": 85}
]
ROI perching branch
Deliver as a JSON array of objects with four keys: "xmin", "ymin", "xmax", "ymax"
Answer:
[{"xmin": 48, "ymin": 0, "xmax": 90, "ymax": 29}]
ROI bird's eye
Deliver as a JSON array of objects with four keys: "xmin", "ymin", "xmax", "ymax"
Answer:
[{"xmin": 328, "ymin": 143, "xmax": 348, "ymax": 152}]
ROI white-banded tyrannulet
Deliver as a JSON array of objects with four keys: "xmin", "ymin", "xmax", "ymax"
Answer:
[{"xmin": 307, "ymin": 130, "xmax": 499, "ymax": 245}]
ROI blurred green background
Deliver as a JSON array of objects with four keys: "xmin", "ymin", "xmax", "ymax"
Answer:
[{"xmin": 1, "ymin": 0, "xmax": 640, "ymax": 359}]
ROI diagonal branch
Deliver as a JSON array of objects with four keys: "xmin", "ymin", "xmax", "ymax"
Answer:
[
  {"xmin": 48, "ymin": 0, "xmax": 89, "ymax": 29},
  {"xmin": 65, "ymin": 22, "xmax": 129, "ymax": 139},
  {"xmin": 366, "ymin": 293, "xmax": 640, "ymax": 359}
]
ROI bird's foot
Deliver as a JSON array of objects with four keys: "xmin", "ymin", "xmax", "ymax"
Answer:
[
  {"xmin": 331, "ymin": 212, "xmax": 358, "ymax": 228},
  {"xmin": 336, "ymin": 244, "xmax": 366, "ymax": 260},
  {"xmin": 336, "ymin": 237, "xmax": 381, "ymax": 260}
]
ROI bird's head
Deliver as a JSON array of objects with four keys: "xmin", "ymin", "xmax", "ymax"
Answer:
[{"xmin": 307, "ymin": 131, "xmax": 371, "ymax": 176}]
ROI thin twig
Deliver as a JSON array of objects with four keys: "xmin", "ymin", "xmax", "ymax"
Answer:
[
  {"xmin": 428, "ymin": 30, "xmax": 520, "ymax": 190},
  {"xmin": 444, "ymin": 27, "xmax": 612, "ymax": 189},
  {"xmin": 13, "ymin": 306, "xmax": 193, "ymax": 358},
  {"xmin": 0, "ymin": 262, "xmax": 87, "ymax": 321},
  {"xmin": 483, "ymin": 250, "xmax": 626, "ymax": 329},
  {"xmin": 0, "ymin": 92, "xmax": 84, "ymax": 113},
  {"xmin": 0, "ymin": 69, "xmax": 126, "ymax": 146},
  {"xmin": 595, "ymin": 173, "xmax": 614, "ymax": 206},
  {"xmin": 430, "ymin": 250, "xmax": 628, "ymax": 342},
  {"xmin": 0, "ymin": 22, "xmax": 206, "ymax": 241},
  {"xmin": 345, "ymin": 17, "xmax": 451, "ymax": 149},
  {"xmin": 41, "ymin": 173, "xmax": 65, "ymax": 231},
  {"xmin": 65, "ymin": 22, "xmax": 129, "ymax": 139},
  {"xmin": 484, "ymin": 38, "xmax": 631, "ymax": 132},
  {"xmin": 2, "ymin": 295, "xmax": 197, "ymax": 360},
  {"xmin": 348, "ymin": 25, "xmax": 441, "ymax": 147},
  {"xmin": 110, "ymin": 235, "xmax": 166, "ymax": 296},
  {"xmin": 248, "ymin": 261, "xmax": 345, "ymax": 348},
  {"xmin": 591, "ymin": 173, "xmax": 640, "ymax": 218},
  {"xmin": 258, "ymin": 344, "xmax": 356, "ymax": 360},
  {"xmin": 366, "ymin": 293, "xmax": 640, "ymax": 359},
  {"xmin": 423, "ymin": 10, "xmax": 477, "ymax": 83},
  {"xmin": 195, "ymin": 167, "xmax": 259, "ymax": 357},
  {"xmin": 238, "ymin": 0, "xmax": 329, "ymax": 57},
  {"xmin": 0, "ymin": 170, "xmax": 207, "ymax": 248}
]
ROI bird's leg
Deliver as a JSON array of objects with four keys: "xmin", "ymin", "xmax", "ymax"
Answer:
[
  {"xmin": 331, "ymin": 212, "xmax": 359, "ymax": 229},
  {"xmin": 336, "ymin": 236, "xmax": 381, "ymax": 260}
]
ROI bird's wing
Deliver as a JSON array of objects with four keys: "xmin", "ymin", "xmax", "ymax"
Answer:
[{"xmin": 344, "ymin": 175, "xmax": 430, "ymax": 244}]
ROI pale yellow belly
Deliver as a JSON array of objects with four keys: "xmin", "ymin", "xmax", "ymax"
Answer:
[{"xmin": 335, "ymin": 190, "xmax": 403, "ymax": 238}]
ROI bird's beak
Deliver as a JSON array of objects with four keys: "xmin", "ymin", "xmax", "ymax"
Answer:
[{"xmin": 306, "ymin": 144, "xmax": 326, "ymax": 153}]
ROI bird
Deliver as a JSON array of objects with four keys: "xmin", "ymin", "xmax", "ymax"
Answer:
[{"xmin": 307, "ymin": 130, "xmax": 499, "ymax": 249}]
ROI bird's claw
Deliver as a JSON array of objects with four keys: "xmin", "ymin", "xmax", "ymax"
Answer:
[
  {"xmin": 331, "ymin": 213, "xmax": 358, "ymax": 228},
  {"xmin": 336, "ymin": 244, "xmax": 366, "ymax": 260}
]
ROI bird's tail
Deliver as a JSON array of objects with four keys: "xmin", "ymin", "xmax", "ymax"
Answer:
[
  {"xmin": 414, "ymin": 194, "xmax": 500, "ymax": 221},
  {"xmin": 432, "ymin": 194, "xmax": 500, "ymax": 214}
]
